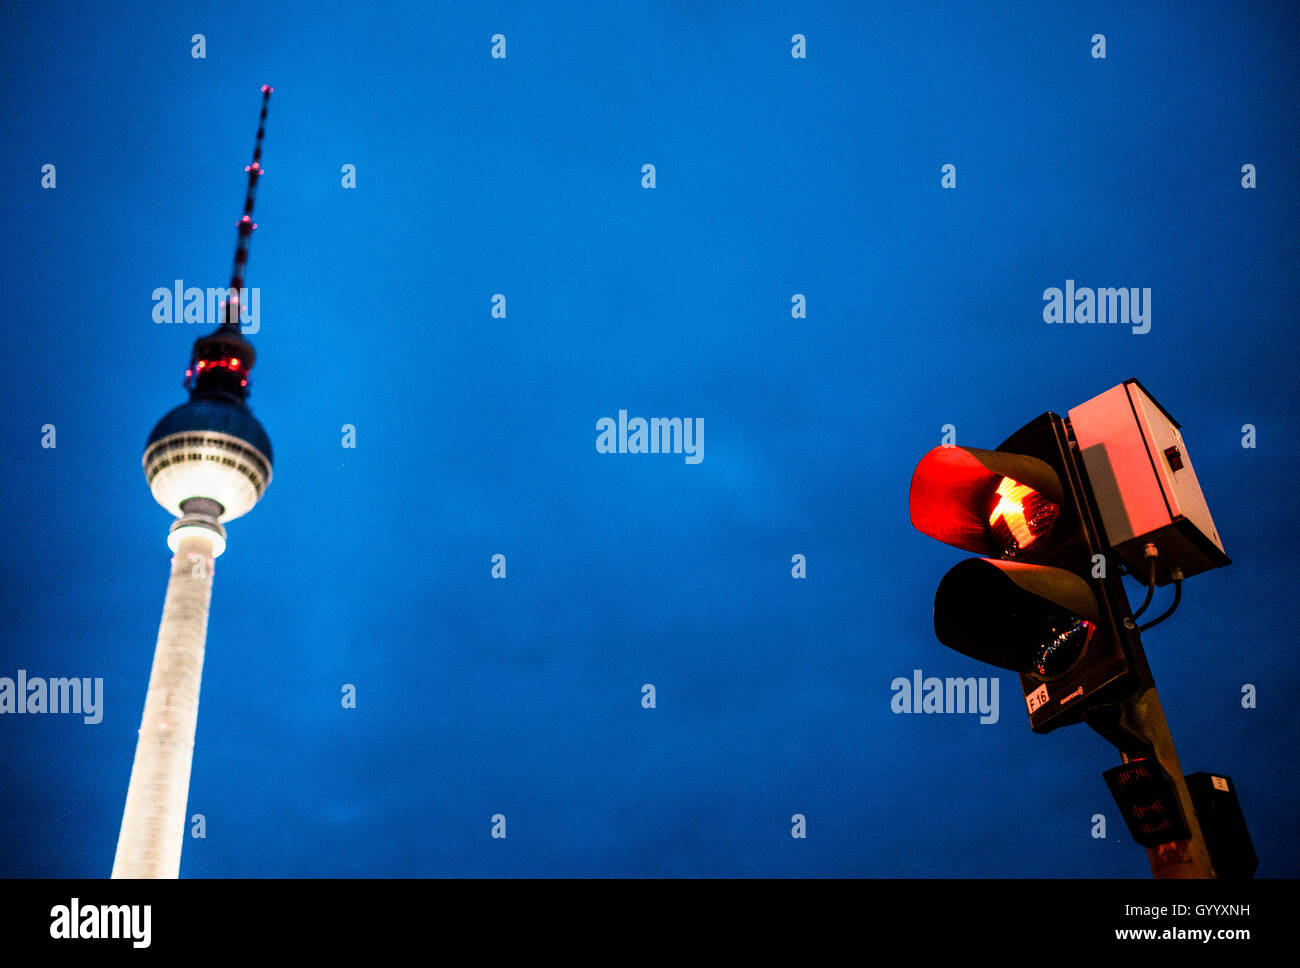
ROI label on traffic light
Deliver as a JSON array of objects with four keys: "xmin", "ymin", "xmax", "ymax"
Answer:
[{"xmin": 1026, "ymin": 683, "xmax": 1049, "ymax": 715}]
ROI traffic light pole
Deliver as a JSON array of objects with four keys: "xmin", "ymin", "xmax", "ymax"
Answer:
[{"xmin": 1092, "ymin": 685, "xmax": 1216, "ymax": 878}]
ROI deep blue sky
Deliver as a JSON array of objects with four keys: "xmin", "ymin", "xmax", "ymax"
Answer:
[{"xmin": 2, "ymin": 0, "xmax": 1296, "ymax": 877}]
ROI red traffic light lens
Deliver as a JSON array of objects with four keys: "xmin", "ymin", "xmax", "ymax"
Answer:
[
  {"xmin": 988, "ymin": 476, "xmax": 1060, "ymax": 559},
  {"xmin": 911, "ymin": 447, "xmax": 1064, "ymax": 559}
]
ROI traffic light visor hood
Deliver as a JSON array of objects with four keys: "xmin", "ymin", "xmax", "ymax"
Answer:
[
  {"xmin": 933, "ymin": 559, "xmax": 1102, "ymax": 674},
  {"xmin": 909, "ymin": 446, "xmax": 1065, "ymax": 557}
]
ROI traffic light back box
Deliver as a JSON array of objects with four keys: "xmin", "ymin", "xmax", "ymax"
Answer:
[{"xmin": 1068, "ymin": 380, "xmax": 1229, "ymax": 585}]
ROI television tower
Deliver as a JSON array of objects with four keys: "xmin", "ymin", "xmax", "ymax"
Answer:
[{"xmin": 112, "ymin": 86, "xmax": 276, "ymax": 878}]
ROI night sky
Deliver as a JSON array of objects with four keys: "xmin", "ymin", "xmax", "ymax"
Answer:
[{"xmin": 2, "ymin": 0, "xmax": 1297, "ymax": 877}]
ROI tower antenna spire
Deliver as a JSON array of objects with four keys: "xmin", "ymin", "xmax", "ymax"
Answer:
[
  {"xmin": 224, "ymin": 84, "xmax": 273, "ymax": 331},
  {"xmin": 185, "ymin": 86, "xmax": 273, "ymax": 402}
]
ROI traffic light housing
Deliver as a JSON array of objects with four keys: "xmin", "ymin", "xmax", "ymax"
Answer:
[{"xmin": 910, "ymin": 411, "xmax": 1153, "ymax": 733}]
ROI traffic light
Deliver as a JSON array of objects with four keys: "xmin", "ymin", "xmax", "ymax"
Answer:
[
  {"xmin": 909, "ymin": 407, "xmax": 1153, "ymax": 733},
  {"xmin": 1102, "ymin": 757, "xmax": 1192, "ymax": 848},
  {"xmin": 909, "ymin": 381, "xmax": 1241, "ymax": 874}
]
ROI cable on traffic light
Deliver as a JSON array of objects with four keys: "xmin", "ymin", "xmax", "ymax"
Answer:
[
  {"xmin": 1130, "ymin": 543, "xmax": 1159, "ymax": 621},
  {"xmin": 1139, "ymin": 569, "xmax": 1184, "ymax": 632}
]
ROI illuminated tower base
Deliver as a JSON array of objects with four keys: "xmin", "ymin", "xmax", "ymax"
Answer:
[{"xmin": 112, "ymin": 502, "xmax": 225, "ymax": 879}]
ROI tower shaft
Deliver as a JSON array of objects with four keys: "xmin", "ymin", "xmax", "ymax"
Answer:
[{"xmin": 111, "ymin": 531, "xmax": 216, "ymax": 879}]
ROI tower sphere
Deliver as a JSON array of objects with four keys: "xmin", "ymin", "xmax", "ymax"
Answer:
[{"xmin": 144, "ymin": 399, "xmax": 273, "ymax": 522}]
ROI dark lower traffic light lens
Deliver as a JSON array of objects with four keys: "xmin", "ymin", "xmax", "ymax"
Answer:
[
  {"xmin": 1033, "ymin": 614, "xmax": 1095, "ymax": 678},
  {"xmin": 988, "ymin": 476, "xmax": 1060, "ymax": 559},
  {"xmin": 934, "ymin": 558, "xmax": 1102, "ymax": 675}
]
